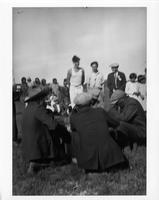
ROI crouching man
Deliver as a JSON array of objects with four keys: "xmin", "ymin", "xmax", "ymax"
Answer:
[
  {"xmin": 70, "ymin": 92, "xmax": 129, "ymax": 173},
  {"xmin": 22, "ymin": 88, "xmax": 71, "ymax": 174},
  {"xmin": 108, "ymin": 90, "xmax": 146, "ymax": 150}
]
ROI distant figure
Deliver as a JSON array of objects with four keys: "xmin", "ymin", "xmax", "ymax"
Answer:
[
  {"xmin": 107, "ymin": 63, "xmax": 126, "ymax": 97},
  {"xmin": 109, "ymin": 90, "xmax": 146, "ymax": 149},
  {"xmin": 27, "ymin": 77, "xmax": 33, "ymax": 88},
  {"xmin": 33, "ymin": 77, "xmax": 41, "ymax": 89},
  {"xmin": 20, "ymin": 77, "xmax": 28, "ymax": 103},
  {"xmin": 70, "ymin": 92, "xmax": 129, "ymax": 173},
  {"xmin": 41, "ymin": 78, "xmax": 47, "ymax": 90},
  {"xmin": 67, "ymin": 55, "xmax": 85, "ymax": 107},
  {"xmin": 137, "ymin": 75, "xmax": 146, "ymax": 112},
  {"xmin": 13, "ymin": 83, "xmax": 19, "ymax": 145},
  {"xmin": 125, "ymin": 73, "xmax": 140, "ymax": 102},
  {"xmin": 59, "ymin": 78, "xmax": 70, "ymax": 115},
  {"xmin": 50, "ymin": 78, "xmax": 60, "ymax": 97}
]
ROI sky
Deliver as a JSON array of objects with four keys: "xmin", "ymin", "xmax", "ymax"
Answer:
[{"xmin": 13, "ymin": 7, "xmax": 146, "ymax": 84}]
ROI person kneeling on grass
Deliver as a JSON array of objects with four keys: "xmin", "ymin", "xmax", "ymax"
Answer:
[
  {"xmin": 70, "ymin": 92, "xmax": 129, "ymax": 173},
  {"xmin": 22, "ymin": 87, "xmax": 71, "ymax": 174},
  {"xmin": 108, "ymin": 90, "xmax": 146, "ymax": 151}
]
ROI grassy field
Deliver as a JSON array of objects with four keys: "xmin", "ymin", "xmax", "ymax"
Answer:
[{"xmin": 13, "ymin": 101, "xmax": 146, "ymax": 195}]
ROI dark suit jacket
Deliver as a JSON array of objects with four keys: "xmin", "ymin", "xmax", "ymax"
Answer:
[
  {"xmin": 107, "ymin": 71, "xmax": 126, "ymax": 97},
  {"xmin": 70, "ymin": 106, "xmax": 126, "ymax": 170},
  {"xmin": 22, "ymin": 102, "xmax": 57, "ymax": 161},
  {"xmin": 108, "ymin": 97, "xmax": 146, "ymax": 138}
]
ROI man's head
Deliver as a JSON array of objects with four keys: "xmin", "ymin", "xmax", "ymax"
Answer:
[
  {"xmin": 27, "ymin": 77, "xmax": 31, "ymax": 83},
  {"xmin": 53, "ymin": 78, "xmax": 58, "ymax": 84},
  {"xmin": 129, "ymin": 73, "xmax": 137, "ymax": 82},
  {"xmin": 109, "ymin": 63, "xmax": 119, "ymax": 73},
  {"xmin": 90, "ymin": 61, "xmax": 98, "ymax": 73},
  {"xmin": 72, "ymin": 55, "xmax": 80, "ymax": 68},
  {"xmin": 110, "ymin": 90, "xmax": 126, "ymax": 105},
  {"xmin": 138, "ymin": 75, "xmax": 146, "ymax": 84},
  {"xmin": 74, "ymin": 92, "xmax": 92, "ymax": 107},
  {"xmin": 21, "ymin": 77, "xmax": 26, "ymax": 84},
  {"xmin": 35, "ymin": 77, "xmax": 40, "ymax": 85},
  {"xmin": 41, "ymin": 78, "xmax": 46, "ymax": 86},
  {"xmin": 63, "ymin": 78, "xmax": 67, "ymax": 87}
]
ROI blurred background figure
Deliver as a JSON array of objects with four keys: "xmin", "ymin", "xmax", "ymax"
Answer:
[
  {"xmin": 33, "ymin": 77, "xmax": 41, "ymax": 89},
  {"xmin": 107, "ymin": 63, "xmax": 126, "ymax": 97},
  {"xmin": 13, "ymin": 80, "xmax": 19, "ymax": 145},
  {"xmin": 27, "ymin": 77, "xmax": 33, "ymax": 88},
  {"xmin": 137, "ymin": 75, "xmax": 146, "ymax": 113},
  {"xmin": 125, "ymin": 73, "xmax": 140, "ymax": 102},
  {"xmin": 41, "ymin": 78, "xmax": 47, "ymax": 90},
  {"xmin": 59, "ymin": 78, "xmax": 71, "ymax": 115},
  {"xmin": 20, "ymin": 77, "xmax": 28, "ymax": 103},
  {"xmin": 50, "ymin": 78, "xmax": 60, "ymax": 98}
]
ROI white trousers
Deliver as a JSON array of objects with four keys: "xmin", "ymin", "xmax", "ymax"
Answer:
[{"xmin": 69, "ymin": 85, "xmax": 83, "ymax": 107}]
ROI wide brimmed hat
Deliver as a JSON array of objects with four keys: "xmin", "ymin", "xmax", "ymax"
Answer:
[
  {"xmin": 109, "ymin": 63, "xmax": 119, "ymax": 68},
  {"xmin": 74, "ymin": 92, "xmax": 92, "ymax": 106},
  {"xmin": 110, "ymin": 90, "xmax": 125, "ymax": 104},
  {"xmin": 25, "ymin": 87, "xmax": 49, "ymax": 102},
  {"xmin": 88, "ymin": 88, "xmax": 100, "ymax": 99}
]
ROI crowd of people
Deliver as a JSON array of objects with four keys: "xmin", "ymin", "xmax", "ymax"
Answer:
[{"xmin": 13, "ymin": 55, "xmax": 146, "ymax": 175}]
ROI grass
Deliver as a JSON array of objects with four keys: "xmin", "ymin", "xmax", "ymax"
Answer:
[{"xmin": 13, "ymin": 101, "xmax": 146, "ymax": 195}]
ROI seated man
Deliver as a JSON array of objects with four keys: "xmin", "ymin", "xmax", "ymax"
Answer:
[
  {"xmin": 70, "ymin": 92, "xmax": 128, "ymax": 173},
  {"xmin": 108, "ymin": 90, "xmax": 146, "ymax": 149},
  {"xmin": 22, "ymin": 88, "xmax": 71, "ymax": 174}
]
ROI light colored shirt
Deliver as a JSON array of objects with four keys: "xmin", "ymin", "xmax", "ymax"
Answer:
[
  {"xmin": 125, "ymin": 81, "xmax": 139, "ymax": 96},
  {"xmin": 88, "ymin": 71, "xmax": 104, "ymax": 89}
]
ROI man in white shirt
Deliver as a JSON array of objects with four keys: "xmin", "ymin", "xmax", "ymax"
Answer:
[
  {"xmin": 87, "ymin": 61, "xmax": 104, "ymax": 90},
  {"xmin": 87, "ymin": 61, "xmax": 105, "ymax": 108}
]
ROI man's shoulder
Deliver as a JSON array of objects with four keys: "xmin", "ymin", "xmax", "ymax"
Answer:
[
  {"xmin": 107, "ymin": 72, "xmax": 114, "ymax": 77},
  {"xmin": 118, "ymin": 71, "xmax": 126, "ymax": 76}
]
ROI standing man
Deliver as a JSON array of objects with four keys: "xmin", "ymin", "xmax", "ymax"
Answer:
[
  {"xmin": 87, "ymin": 61, "xmax": 104, "ymax": 90},
  {"xmin": 87, "ymin": 61, "xmax": 105, "ymax": 108},
  {"xmin": 67, "ymin": 55, "xmax": 85, "ymax": 107},
  {"xmin": 107, "ymin": 63, "xmax": 126, "ymax": 97}
]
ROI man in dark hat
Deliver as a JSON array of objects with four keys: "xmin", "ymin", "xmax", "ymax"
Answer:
[
  {"xmin": 22, "ymin": 88, "xmax": 71, "ymax": 174},
  {"xmin": 67, "ymin": 55, "xmax": 85, "ymax": 107},
  {"xmin": 107, "ymin": 63, "xmax": 126, "ymax": 97},
  {"xmin": 108, "ymin": 90, "xmax": 146, "ymax": 150}
]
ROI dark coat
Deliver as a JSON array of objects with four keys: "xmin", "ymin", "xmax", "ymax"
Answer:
[
  {"xmin": 108, "ymin": 96, "xmax": 146, "ymax": 138},
  {"xmin": 107, "ymin": 71, "xmax": 126, "ymax": 97},
  {"xmin": 70, "ymin": 106, "xmax": 126, "ymax": 170},
  {"xmin": 22, "ymin": 102, "xmax": 57, "ymax": 161}
]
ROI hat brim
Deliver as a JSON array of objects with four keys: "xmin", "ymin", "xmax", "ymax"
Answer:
[
  {"xmin": 25, "ymin": 88, "xmax": 49, "ymax": 102},
  {"xmin": 110, "ymin": 100, "xmax": 118, "ymax": 105}
]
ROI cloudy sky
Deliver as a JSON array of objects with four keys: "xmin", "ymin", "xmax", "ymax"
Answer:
[{"xmin": 13, "ymin": 7, "xmax": 146, "ymax": 84}]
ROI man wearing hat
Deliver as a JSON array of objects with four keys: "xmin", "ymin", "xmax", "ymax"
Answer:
[
  {"xmin": 107, "ymin": 63, "xmax": 126, "ymax": 97},
  {"xmin": 109, "ymin": 90, "xmax": 146, "ymax": 149},
  {"xmin": 70, "ymin": 92, "xmax": 128, "ymax": 173},
  {"xmin": 67, "ymin": 55, "xmax": 85, "ymax": 107},
  {"xmin": 22, "ymin": 88, "xmax": 71, "ymax": 174}
]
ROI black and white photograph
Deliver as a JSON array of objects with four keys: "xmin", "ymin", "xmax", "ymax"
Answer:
[
  {"xmin": 12, "ymin": 7, "xmax": 147, "ymax": 195},
  {"xmin": 1, "ymin": 1, "xmax": 159, "ymax": 198}
]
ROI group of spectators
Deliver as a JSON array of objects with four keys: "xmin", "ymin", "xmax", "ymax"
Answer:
[{"xmin": 13, "ymin": 55, "xmax": 146, "ymax": 175}]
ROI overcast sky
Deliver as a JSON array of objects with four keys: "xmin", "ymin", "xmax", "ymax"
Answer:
[{"xmin": 13, "ymin": 7, "xmax": 146, "ymax": 84}]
